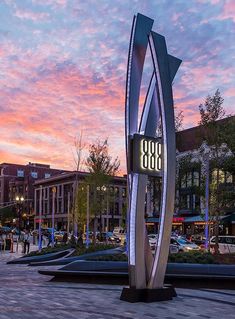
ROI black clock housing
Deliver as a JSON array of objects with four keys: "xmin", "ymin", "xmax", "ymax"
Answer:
[{"xmin": 130, "ymin": 134, "xmax": 162, "ymax": 177}]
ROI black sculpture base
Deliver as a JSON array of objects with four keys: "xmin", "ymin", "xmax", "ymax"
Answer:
[{"xmin": 120, "ymin": 285, "xmax": 176, "ymax": 303}]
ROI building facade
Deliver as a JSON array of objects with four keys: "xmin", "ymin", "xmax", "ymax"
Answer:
[
  {"xmin": 34, "ymin": 172, "xmax": 127, "ymax": 232},
  {"xmin": 146, "ymin": 117, "xmax": 235, "ymax": 235},
  {"xmin": 0, "ymin": 162, "xmax": 68, "ymax": 226}
]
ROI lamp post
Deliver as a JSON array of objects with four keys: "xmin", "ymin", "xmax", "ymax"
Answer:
[
  {"xmin": 15, "ymin": 195, "xmax": 24, "ymax": 238},
  {"xmin": 86, "ymin": 184, "xmax": 90, "ymax": 249},
  {"xmin": 52, "ymin": 186, "xmax": 56, "ymax": 247},
  {"xmin": 38, "ymin": 185, "xmax": 42, "ymax": 251},
  {"xmin": 205, "ymin": 157, "xmax": 210, "ymax": 251}
]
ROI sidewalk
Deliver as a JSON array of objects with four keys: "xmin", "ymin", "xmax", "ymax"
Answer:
[{"xmin": 0, "ymin": 252, "xmax": 235, "ymax": 319}]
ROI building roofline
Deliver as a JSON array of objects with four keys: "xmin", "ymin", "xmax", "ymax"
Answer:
[{"xmin": 34, "ymin": 171, "xmax": 127, "ymax": 185}]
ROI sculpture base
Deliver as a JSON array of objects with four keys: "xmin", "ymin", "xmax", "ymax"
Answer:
[{"xmin": 120, "ymin": 285, "xmax": 177, "ymax": 303}]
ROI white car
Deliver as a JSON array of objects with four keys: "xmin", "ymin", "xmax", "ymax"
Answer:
[
  {"xmin": 171, "ymin": 237, "xmax": 200, "ymax": 252},
  {"xmin": 210, "ymin": 236, "xmax": 235, "ymax": 254},
  {"xmin": 148, "ymin": 234, "xmax": 179, "ymax": 254}
]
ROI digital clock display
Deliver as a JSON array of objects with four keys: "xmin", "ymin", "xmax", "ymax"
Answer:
[{"xmin": 131, "ymin": 134, "xmax": 162, "ymax": 176}]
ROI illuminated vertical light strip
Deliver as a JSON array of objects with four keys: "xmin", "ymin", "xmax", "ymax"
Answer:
[
  {"xmin": 148, "ymin": 33, "xmax": 168, "ymax": 286},
  {"xmin": 129, "ymin": 173, "xmax": 138, "ymax": 265},
  {"xmin": 125, "ymin": 15, "xmax": 136, "ymax": 259}
]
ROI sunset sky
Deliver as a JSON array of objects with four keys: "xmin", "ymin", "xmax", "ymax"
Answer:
[{"xmin": 0, "ymin": 0, "xmax": 234, "ymax": 174}]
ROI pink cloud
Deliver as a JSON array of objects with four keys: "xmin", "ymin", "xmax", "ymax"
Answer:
[
  {"xmin": 14, "ymin": 9, "xmax": 50, "ymax": 21},
  {"xmin": 224, "ymin": 87, "xmax": 235, "ymax": 97},
  {"xmin": 218, "ymin": 0, "xmax": 235, "ymax": 22}
]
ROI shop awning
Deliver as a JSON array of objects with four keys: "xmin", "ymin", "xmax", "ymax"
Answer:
[
  {"xmin": 184, "ymin": 215, "xmax": 204, "ymax": 223},
  {"xmin": 146, "ymin": 215, "xmax": 204, "ymax": 223},
  {"xmin": 221, "ymin": 213, "xmax": 235, "ymax": 224}
]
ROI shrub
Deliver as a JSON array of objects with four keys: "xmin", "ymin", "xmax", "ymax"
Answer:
[
  {"xmin": 24, "ymin": 243, "xmax": 119, "ymax": 258},
  {"xmin": 23, "ymin": 243, "xmax": 72, "ymax": 257},
  {"xmin": 168, "ymin": 251, "xmax": 217, "ymax": 264}
]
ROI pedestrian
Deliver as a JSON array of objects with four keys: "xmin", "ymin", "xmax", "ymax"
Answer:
[
  {"xmin": 0, "ymin": 232, "xmax": 5, "ymax": 253},
  {"xmin": 62, "ymin": 232, "xmax": 68, "ymax": 244},
  {"xmin": 23, "ymin": 229, "xmax": 30, "ymax": 254},
  {"xmin": 47, "ymin": 232, "xmax": 52, "ymax": 247}
]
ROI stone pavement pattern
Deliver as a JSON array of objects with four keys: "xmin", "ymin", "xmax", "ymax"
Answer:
[{"xmin": 0, "ymin": 250, "xmax": 235, "ymax": 319}]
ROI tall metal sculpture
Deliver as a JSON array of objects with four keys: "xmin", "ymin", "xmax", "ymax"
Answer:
[{"xmin": 121, "ymin": 13, "xmax": 181, "ymax": 302}]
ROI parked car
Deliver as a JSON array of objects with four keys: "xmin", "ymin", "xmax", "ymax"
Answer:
[
  {"xmin": 170, "ymin": 237, "xmax": 201, "ymax": 252},
  {"xmin": 148, "ymin": 234, "xmax": 179, "ymax": 254},
  {"xmin": 191, "ymin": 234, "xmax": 206, "ymax": 247},
  {"xmin": 210, "ymin": 236, "xmax": 235, "ymax": 254},
  {"xmin": 113, "ymin": 227, "xmax": 126, "ymax": 243},
  {"xmin": 97, "ymin": 232, "xmax": 121, "ymax": 244}
]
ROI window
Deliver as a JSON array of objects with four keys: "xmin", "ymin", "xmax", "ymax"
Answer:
[
  {"xmin": 186, "ymin": 172, "xmax": 192, "ymax": 187},
  {"xmin": 115, "ymin": 187, "xmax": 119, "ymax": 196},
  {"xmin": 181, "ymin": 175, "xmax": 186, "ymax": 188},
  {"xmin": 225, "ymin": 172, "xmax": 233, "ymax": 183},
  {"xmin": 17, "ymin": 169, "xmax": 24, "ymax": 177},
  {"xmin": 192, "ymin": 194, "xmax": 200, "ymax": 210},
  {"xmin": 180, "ymin": 194, "xmax": 191, "ymax": 209},
  {"xmin": 193, "ymin": 171, "xmax": 200, "ymax": 187},
  {"xmin": 122, "ymin": 188, "xmax": 126, "ymax": 198},
  {"xmin": 187, "ymin": 195, "xmax": 190, "ymax": 209},
  {"xmin": 59, "ymin": 185, "xmax": 62, "ymax": 197},
  {"xmin": 31, "ymin": 171, "xmax": 38, "ymax": 179},
  {"xmin": 45, "ymin": 173, "xmax": 51, "ymax": 179},
  {"xmin": 212, "ymin": 169, "xmax": 225, "ymax": 184}
]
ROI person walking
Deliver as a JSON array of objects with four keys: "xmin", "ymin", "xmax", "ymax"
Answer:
[
  {"xmin": 47, "ymin": 232, "xmax": 52, "ymax": 247},
  {"xmin": 62, "ymin": 232, "xmax": 68, "ymax": 244},
  {"xmin": 23, "ymin": 229, "xmax": 30, "ymax": 254},
  {"xmin": 0, "ymin": 232, "xmax": 5, "ymax": 253}
]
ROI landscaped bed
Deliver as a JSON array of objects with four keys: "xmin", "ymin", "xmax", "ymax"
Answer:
[
  {"xmin": 24, "ymin": 243, "xmax": 119, "ymax": 258},
  {"xmin": 25, "ymin": 245, "xmax": 235, "ymax": 265},
  {"xmin": 88, "ymin": 251, "xmax": 235, "ymax": 264}
]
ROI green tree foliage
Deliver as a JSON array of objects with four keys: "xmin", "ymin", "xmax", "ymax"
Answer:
[
  {"xmin": 85, "ymin": 139, "xmax": 120, "ymax": 241},
  {"xmin": 0, "ymin": 206, "xmax": 17, "ymax": 225},
  {"xmin": 73, "ymin": 183, "xmax": 87, "ymax": 236},
  {"xmin": 198, "ymin": 89, "xmax": 235, "ymax": 252}
]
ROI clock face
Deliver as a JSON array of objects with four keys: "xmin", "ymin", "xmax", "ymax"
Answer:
[{"xmin": 131, "ymin": 134, "xmax": 162, "ymax": 176}]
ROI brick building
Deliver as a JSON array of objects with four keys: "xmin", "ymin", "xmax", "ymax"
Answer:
[
  {"xmin": 0, "ymin": 162, "xmax": 69, "ymax": 226},
  {"xmin": 34, "ymin": 172, "xmax": 127, "ymax": 232}
]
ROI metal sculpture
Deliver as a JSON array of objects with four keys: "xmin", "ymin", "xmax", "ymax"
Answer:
[{"xmin": 121, "ymin": 13, "xmax": 181, "ymax": 302}]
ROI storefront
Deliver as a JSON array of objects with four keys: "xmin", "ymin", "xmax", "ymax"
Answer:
[{"xmin": 146, "ymin": 215, "xmax": 214, "ymax": 236}]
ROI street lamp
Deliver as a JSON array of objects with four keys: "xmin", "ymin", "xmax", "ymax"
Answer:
[
  {"xmin": 52, "ymin": 186, "xmax": 56, "ymax": 247},
  {"xmin": 15, "ymin": 195, "xmax": 24, "ymax": 238}
]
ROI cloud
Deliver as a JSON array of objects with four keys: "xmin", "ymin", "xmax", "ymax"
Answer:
[
  {"xmin": 13, "ymin": 9, "xmax": 50, "ymax": 21},
  {"xmin": 219, "ymin": 0, "xmax": 235, "ymax": 22},
  {"xmin": 0, "ymin": 0, "xmax": 234, "ymax": 174}
]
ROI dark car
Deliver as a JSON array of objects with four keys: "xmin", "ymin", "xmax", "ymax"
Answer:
[{"xmin": 97, "ymin": 232, "xmax": 121, "ymax": 244}]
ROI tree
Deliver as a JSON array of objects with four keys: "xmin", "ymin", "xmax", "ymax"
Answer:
[
  {"xmin": 157, "ymin": 106, "xmax": 184, "ymax": 136},
  {"xmin": 73, "ymin": 183, "xmax": 87, "ymax": 236},
  {"xmin": 70, "ymin": 131, "xmax": 86, "ymax": 237},
  {"xmin": 85, "ymin": 138, "xmax": 120, "ymax": 243},
  {"xmin": 175, "ymin": 107, "xmax": 184, "ymax": 132},
  {"xmin": 198, "ymin": 89, "xmax": 235, "ymax": 253}
]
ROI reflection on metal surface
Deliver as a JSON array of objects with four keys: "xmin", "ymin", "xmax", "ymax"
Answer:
[{"xmin": 125, "ymin": 13, "xmax": 181, "ymax": 290}]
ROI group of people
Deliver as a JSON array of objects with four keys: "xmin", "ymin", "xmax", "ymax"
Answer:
[{"xmin": 0, "ymin": 229, "xmax": 31, "ymax": 254}]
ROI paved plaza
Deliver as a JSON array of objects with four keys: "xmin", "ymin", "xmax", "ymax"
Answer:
[{"xmin": 0, "ymin": 250, "xmax": 234, "ymax": 319}]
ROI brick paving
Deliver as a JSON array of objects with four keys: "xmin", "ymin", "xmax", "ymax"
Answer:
[{"xmin": 0, "ymin": 250, "xmax": 235, "ymax": 319}]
